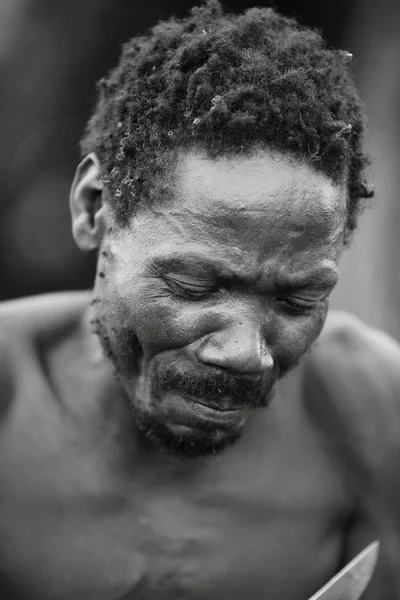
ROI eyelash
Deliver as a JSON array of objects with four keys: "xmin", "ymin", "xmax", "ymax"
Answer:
[
  {"xmin": 166, "ymin": 280, "xmax": 320, "ymax": 315},
  {"xmin": 276, "ymin": 298, "xmax": 320, "ymax": 316},
  {"xmin": 164, "ymin": 279, "xmax": 217, "ymax": 301}
]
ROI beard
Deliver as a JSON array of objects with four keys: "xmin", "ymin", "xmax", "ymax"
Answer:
[
  {"xmin": 92, "ymin": 311, "xmax": 298, "ymax": 460},
  {"xmin": 129, "ymin": 407, "xmax": 246, "ymax": 458},
  {"xmin": 151, "ymin": 362, "xmax": 275, "ymax": 410},
  {"xmin": 122, "ymin": 360, "xmax": 278, "ymax": 459}
]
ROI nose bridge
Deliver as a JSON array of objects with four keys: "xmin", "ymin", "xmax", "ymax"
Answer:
[{"xmin": 196, "ymin": 313, "xmax": 274, "ymax": 375}]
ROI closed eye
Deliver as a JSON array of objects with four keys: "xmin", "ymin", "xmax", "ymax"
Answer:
[
  {"xmin": 275, "ymin": 297, "xmax": 321, "ymax": 316},
  {"xmin": 164, "ymin": 276, "xmax": 219, "ymax": 300}
]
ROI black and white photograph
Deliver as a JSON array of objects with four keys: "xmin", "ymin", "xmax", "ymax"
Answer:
[{"xmin": 0, "ymin": 1, "xmax": 399, "ymax": 599}]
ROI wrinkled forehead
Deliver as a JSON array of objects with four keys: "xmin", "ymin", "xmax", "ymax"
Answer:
[
  {"xmin": 113, "ymin": 148, "xmax": 347, "ymax": 285},
  {"xmin": 173, "ymin": 148, "xmax": 345, "ymax": 215},
  {"xmin": 135, "ymin": 148, "xmax": 346, "ymax": 254}
]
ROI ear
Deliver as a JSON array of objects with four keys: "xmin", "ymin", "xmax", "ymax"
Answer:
[{"xmin": 70, "ymin": 152, "xmax": 109, "ymax": 252}]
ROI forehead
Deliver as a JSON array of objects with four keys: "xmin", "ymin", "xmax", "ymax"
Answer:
[
  {"xmin": 127, "ymin": 148, "xmax": 346, "ymax": 276},
  {"xmin": 173, "ymin": 149, "xmax": 344, "ymax": 222}
]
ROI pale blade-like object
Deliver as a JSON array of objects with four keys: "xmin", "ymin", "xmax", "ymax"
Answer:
[{"xmin": 308, "ymin": 541, "xmax": 380, "ymax": 600}]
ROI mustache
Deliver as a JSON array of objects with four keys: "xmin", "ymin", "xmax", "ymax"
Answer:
[{"xmin": 151, "ymin": 363, "xmax": 276, "ymax": 409}]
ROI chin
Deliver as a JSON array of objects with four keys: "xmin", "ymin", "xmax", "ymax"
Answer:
[
  {"xmin": 125, "ymin": 380, "xmax": 278, "ymax": 458},
  {"xmin": 130, "ymin": 406, "xmax": 245, "ymax": 459}
]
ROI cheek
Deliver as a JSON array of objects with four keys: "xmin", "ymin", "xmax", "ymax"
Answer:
[
  {"xmin": 109, "ymin": 278, "xmax": 214, "ymax": 360},
  {"xmin": 134, "ymin": 299, "xmax": 326, "ymax": 369},
  {"xmin": 273, "ymin": 304, "xmax": 328, "ymax": 366},
  {"xmin": 104, "ymin": 259, "xmax": 329, "ymax": 370},
  {"xmin": 137, "ymin": 301, "xmax": 221, "ymax": 359}
]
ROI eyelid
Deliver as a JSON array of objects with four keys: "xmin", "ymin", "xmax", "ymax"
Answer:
[
  {"xmin": 277, "ymin": 297, "xmax": 318, "ymax": 308},
  {"xmin": 165, "ymin": 274, "xmax": 215, "ymax": 288},
  {"xmin": 165, "ymin": 277, "xmax": 218, "ymax": 301},
  {"xmin": 276, "ymin": 298, "xmax": 320, "ymax": 317},
  {"xmin": 285, "ymin": 295, "xmax": 322, "ymax": 304}
]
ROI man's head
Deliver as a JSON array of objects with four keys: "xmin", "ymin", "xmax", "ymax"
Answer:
[{"xmin": 70, "ymin": 1, "xmax": 372, "ymax": 458}]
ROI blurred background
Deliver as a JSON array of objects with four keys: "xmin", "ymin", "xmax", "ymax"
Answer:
[{"xmin": 0, "ymin": 0, "xmax": 399, "ymax": 339}]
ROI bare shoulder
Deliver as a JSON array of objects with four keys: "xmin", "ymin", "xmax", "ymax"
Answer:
[
  {"xmin": 0, "ymin": 290, "xmax": 91, "ymax": 340},
  {"xmin": 310, "ymin": 309, "xmax": 400, "ymax": 390},
  {"xmin": 0, "ymin": 291, "xmax": 92, "ymax": 419},
  {"xmin": 304, "ymin": 310, "xmax": 400, "ymax": 471}
]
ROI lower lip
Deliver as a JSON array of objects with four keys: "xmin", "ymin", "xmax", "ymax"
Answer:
[{"xmin": 164, "ymin": 394, "xmax": 248, "ymax": 427}]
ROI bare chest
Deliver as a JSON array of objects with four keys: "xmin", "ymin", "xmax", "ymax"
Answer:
[{"xmin": 0, "ymin": 374, "xmax": 350, "ymax": 600}]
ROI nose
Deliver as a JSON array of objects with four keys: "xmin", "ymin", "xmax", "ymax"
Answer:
[{"xmin": 195, "ymin": 320, "xmax": 274, "ymax": 375}]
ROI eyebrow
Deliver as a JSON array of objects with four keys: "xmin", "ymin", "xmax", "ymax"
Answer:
[
  {"xmin": 147, "ymin": 254, "xmax": 338, "ymax": 290},
  {"xmin": 276, "ymin": 269, "xmax": 339, "ymax": 292},
  {"xmin": 147, "ymin": 254, "xmax": 228, "ymax": 277}
]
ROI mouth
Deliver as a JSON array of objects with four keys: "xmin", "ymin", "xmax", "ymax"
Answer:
[
  {"xmin": 186, "ymin": 396, "xmax": 240, "ymax": 412},
  {"xmin": 161, "ymin": 392, "xmax": 250, "ymax": 428}
]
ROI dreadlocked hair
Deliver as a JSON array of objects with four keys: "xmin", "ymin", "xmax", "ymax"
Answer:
[{"xmin": 80, "ymin": 0, "xmax": 374, "ymax": 246}]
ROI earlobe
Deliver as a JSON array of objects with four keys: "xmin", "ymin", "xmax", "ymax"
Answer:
[{"xmin": 70, "ymin": 152, "xmax": 108, "ymax": 252}]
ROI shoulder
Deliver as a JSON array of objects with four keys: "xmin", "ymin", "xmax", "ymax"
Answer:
[
  {"xmin": 0, "ymin": 289, "xmax": 91, "ymax": 368},
  {"xmin": 307, "ymin": 314, "xmax": 400, "ymax": 598},
  {"xmin": 302, "ymin": 310, "xmax": 400, "ymax": 466},
  {"xmin": 307, "ymin": 310, "xmax": 400, "ymax": 394},
  {"xmin": 303, "ymin": 310, "xmax": 400, "ymax": 489},
  {"xmin": 0, "ymin": 291, "xmax": 91, "ymax": 420},
  {"xmin": 320, "ymin": 309, "xmax": 399, "ymax": 357},
  {"xmin": 0, "ymin": 290, "xmax": 91, "ymax": 341}
]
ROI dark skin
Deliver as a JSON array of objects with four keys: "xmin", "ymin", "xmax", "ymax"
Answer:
[
  {"xmin": 0, "ymin": 148, "xmax": 399, "ymax": 599},
  {"xmin": 87, "ymin": 149, "xmax": 343, "ymax": 458}
]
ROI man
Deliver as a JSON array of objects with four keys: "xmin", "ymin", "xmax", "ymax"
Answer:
[{"xmin": 0, "ymin": 1, "xmax": 399, "ymax": 599}]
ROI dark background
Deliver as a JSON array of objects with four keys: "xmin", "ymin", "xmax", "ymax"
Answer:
[{"xmin": 0, "ymin": 0, "xmax": 399, "ymax": 338}]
